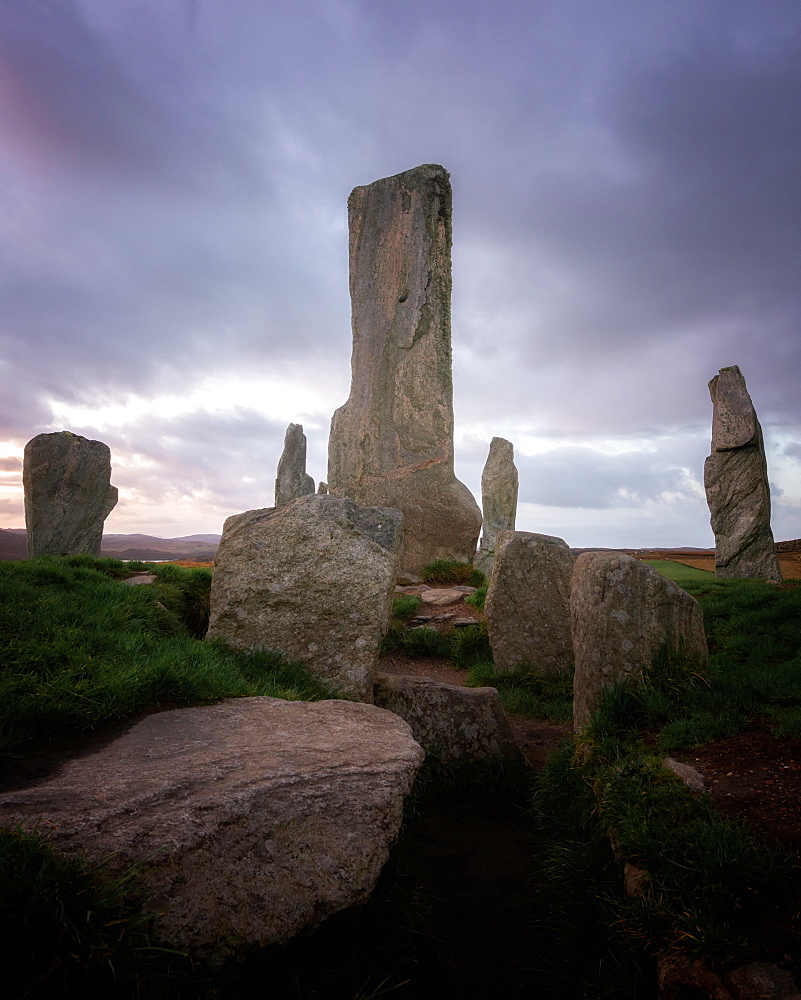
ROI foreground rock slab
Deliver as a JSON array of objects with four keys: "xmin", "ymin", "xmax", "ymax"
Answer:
[
  {"xmin": 275, "ymin": 422, "xmax": 315, "ymax": 506},
  {"xmin": 0, "ymin": 698, "xmax": 424, "ymax": 965},
  {"xmin": 373, "ymin": 673, "xmax": 521, "ymax": 762},
  {"xmin": 476, "ymin": 437, "xmax": 518, "ymax": 578},
  {"xmin": 207, "ymin": 495, "xmax": 402, "ymax": 701},
  {"xmin": 484, "ymin": 531, "xmax": 574, "ymax": 676},
  {"xmin": 704, "ymin": 366, "xmax": 781, "ymax": 581},
  {"xmin": 571, "ymin": 552, "xmax": 708, "ymax": 728},
  {"xmin": 23, "ymin": 431, "xmax": 118, "ymax": 557},
  {"xmin": 327, "ymin": 163, "xmax": 482, "ymax": 577}
]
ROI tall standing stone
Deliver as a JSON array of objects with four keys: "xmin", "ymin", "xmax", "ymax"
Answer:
[
  {"xmin": 274, "ymin": 423, "xmax": 315, "ymax": 506},
  {"xmin": 23, "ymin": 431, "xmax": 118, "ymax": 558},
  {"xmin": 571, "ymin": 552, "xmax": 708, "ymax": 728},
  {"xmin": 476, "ymin": 437, "xmax": 518, "ymax": 578},
  {"xmin": 207, "ymin": 494, "xmax": 402, "ymax": 701},
  {"xmin": 703, "ymin": 366, "xmax": 781, "ymax": 581},
  {"xmin": 327, "ymin": 164, "xmax": 482, "ymax": 578},
  {"xmin": 484, "ymin": 531, "xmax": 574, "ymax": 676}
]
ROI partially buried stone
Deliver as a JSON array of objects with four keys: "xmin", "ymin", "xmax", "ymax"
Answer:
[
  {"xmin": 484, "ymin": 531, "xmax": 574, "ymax": 677},
  {"xmin": 476, "ymin": 437, "xmax": 518, "ymax": 578},
  {"xmin": 23, "ymin": 431, "xmax": 118, "ymax": 557},
  {"xmin": 327, "ymin": 163, "xmax": 482, "ymax": 577},
  {"xmin": 373, "ymin": 673, "xmax": 521, "ymax": 762},
  {"xmin": 704, "ymin": 366, "xmax": 781, "ymax": 581},
  {"xmin": 571, "ymin": 552, "xmax": 707, "ymax": 729},
  {"xmin": 274, "ymin": 422, "xmax": 315, "ymax": 506},
  {"xmin": 0, "ymin": 697, "xmax": 424, "ymax": 965},
  {"xmin": 207, "ymin": 494, "xmax": 402, "ymax": 701}
]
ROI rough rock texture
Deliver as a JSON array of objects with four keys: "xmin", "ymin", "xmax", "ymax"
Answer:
[
  {"xmin": 207, "ymin": 494, "xmax": 402, "ymax": 700},
  {"xmin": 704, "ymin": 366, "xmax": 781, "ymax": 581},
  {"xmin": 476, "ymin": 437, "xmax": 518, "ymax": 578},
  {"xmin": 0, "ymin": 697, "xmax": 424, "ymax": 965},
  {"xmin": 23, "ymin": 431, "xmax": 118, "ymax": 557},
  {"xmin": 725, "ymin": 963, "xmax": 801, "ymax": 999},
  {"xmin": 275, "ymin": 423, "xmax": 315, "ymax": 506},
  {"xmin": 327, "ymin": 164, "xmax": 482, "ymax": 577},
  {"xmin": 571, "ymin": 552, "xmax": 708, "ymax": 728},
  {"xmin": 373, "ymin": 672, "xmax": 521, "ymax": 762},
  {"xmin": 484, "ymin": 531, "xmax": 574, "ymax": 676}
]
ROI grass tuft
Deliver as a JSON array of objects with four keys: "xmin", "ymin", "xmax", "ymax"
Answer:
[{"xmin": 421, "ymin": 559, "xmax": 486, "ymax": 588}]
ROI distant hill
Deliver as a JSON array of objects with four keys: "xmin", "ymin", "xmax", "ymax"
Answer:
[{"xmin": 0, "ymin": 530, "xmax": 220, "ymax": 562}]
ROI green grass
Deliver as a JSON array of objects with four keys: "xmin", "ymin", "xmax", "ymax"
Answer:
[
  {"xmin": 421, "ymin": 559, "xmax": 486, "ymax": 588},
  {"xmin": 643, "ymin": 559, "xmax": 715, "ymax": 582},
  {"xmin": 468, "ymin": 662, "xmax": 573, "ymax": 722},
  {"xmin": 0, "ymin": 556, "xmax": 334, "ymax": 766},
  {"xmin": 527, "ymin": 577, "xmax": 801, "ymax": 992}
]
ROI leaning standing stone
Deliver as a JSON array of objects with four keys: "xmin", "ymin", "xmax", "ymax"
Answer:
[
  {"xmin": 327, "ymin": 163, "xmax": 482, "ymax": 578},
  {"xmin": 274, "ymin": 422, "xmax": 315, "ymax": 506},
  {"xmin": 571, "ymin": 552, "xmax": 707, "ymax": 728},
  {"xmin": 23, "ymin": 431, "xmax": 118, "ymax": 558},
  {"xmin": 704, "ymin": 366, "xmax": 781, "ymax": 581},
  {"xmin": 207, "ymin": 494, "xmax": 402, "ymax": 701},
  {"xmin": 484, "ymin": 531, "xmax": 574, "ymax": 676},
  {"xmin": 476, "ymin": 437, "xmax": 518, "ymax": 578}
]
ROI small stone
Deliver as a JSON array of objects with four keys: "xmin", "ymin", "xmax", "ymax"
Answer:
[
  {"xmin": 420, "ymin": 588, "xmax": 468, "ymax": 607},
  {"xmin": 663, "ymin": 757, "xmax": 706, "ymax": 793},
  {"xmin": 122, "ymin": 574, "xmax": 157, "ymax": 586},
  {"xmin": 725, "ymin": 963, "xmax": 801, "ymax": 999}
]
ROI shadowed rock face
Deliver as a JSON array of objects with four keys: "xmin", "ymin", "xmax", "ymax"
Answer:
[
  {"xmin": 476, "ymin": 437, "xmax": 518, "ymax": 578},
  {"xmin": 274, "ymin": 422, "xmax": 315, "ymax": 506},
  {"xmin": 703, "ymin": 366, "xmax": 781, "ymax": 581},
  {"xmin": 23, "ymin": 431, "xmax": 117, "ymax": 557},
  {"xmin": 571, "ymin": 552, "xmax": 708, "ymax": 729},
  {"xmin": 207, "ymin": 494, "xmax": 402, "ymax": 701},
  {"xmin": 373, "ymin": 673, "xmax": 521, "ymax": 762},
  {"xmin": 328, "ymin": 164, "xmax": 482, "ymax": 577},
  {"xmin": 0, "ymin": 697, "xmax": 424, "ymax": 965}
]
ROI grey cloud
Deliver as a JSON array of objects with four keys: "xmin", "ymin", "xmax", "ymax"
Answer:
[
  {"xmin": 784, "ymin": 443, "xmax": 801, "ymax": 462},
  {"xmin": 0, "ymin": 458, "xmax": 21, "ymax": 473},
  {"xmin": 517, "ymin": 447, "xmax": 703, "ymax": 510}
]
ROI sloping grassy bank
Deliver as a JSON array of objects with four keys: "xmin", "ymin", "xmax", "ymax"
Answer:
[
  {"xmin": 530, "ymin": 576, "xmax": 801, "ymax": 995},
  {"xmin": 0, "ymin": 555, "xmax": 332, "ymax": 766}
]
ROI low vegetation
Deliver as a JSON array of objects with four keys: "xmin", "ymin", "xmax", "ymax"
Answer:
[
  {"xmin": 0, "ymin": 555, "xmax": 333, "ymax": 767},
  {"xmin": 421, "ymin": 558, "xmax": 486, "ymax": 588},
  {"xmin": 3, "ymin": 554, "xmax": 801, "ymax": 996}
]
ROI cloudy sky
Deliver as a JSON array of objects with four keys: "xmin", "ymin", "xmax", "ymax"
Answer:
[{"xmin": 1, "ymin": 0, "xmax": 799, "ymax": 548}]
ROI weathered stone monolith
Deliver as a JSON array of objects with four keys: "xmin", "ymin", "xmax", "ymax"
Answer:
[
  {"xmin": 571, "ymin": 552, "xmax": 708, "ymax": 728},
  {"xmin": 327, "ymin": 164, "xmax": 482, "ymax": 578},
  {"xmin": 274, "ymin": 423, "xmax": 315, "ymax": 506},
  {"xmin": 704, "ymin": 366, "xmax": 781, "ymax": 581},
  {"xmin": 207, "ymin": 494, "xmax": 402, "ymax": 700},
  {"xmin": 484, "ymin": 531, "xmax": 574, "ymax": 676},
  {"xmin": 476, "ymin": 437, "xmax": 518, "ymax": 578},
  {"xmin": 23, "ymin": 431, "xmax": 118, "ymax": 558}
]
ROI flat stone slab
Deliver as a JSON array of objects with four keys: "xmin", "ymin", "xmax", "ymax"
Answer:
[
  {"xmin": 122, "ymin": 573, "xmax": 157, "ymax": 586},
  {"xmin": 420, "ymin": 588, "xmax": 470, "ymax": 607},
  {"xmin": 0, "ymin": 697, "xmax": 424, "ymax": 965}
]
